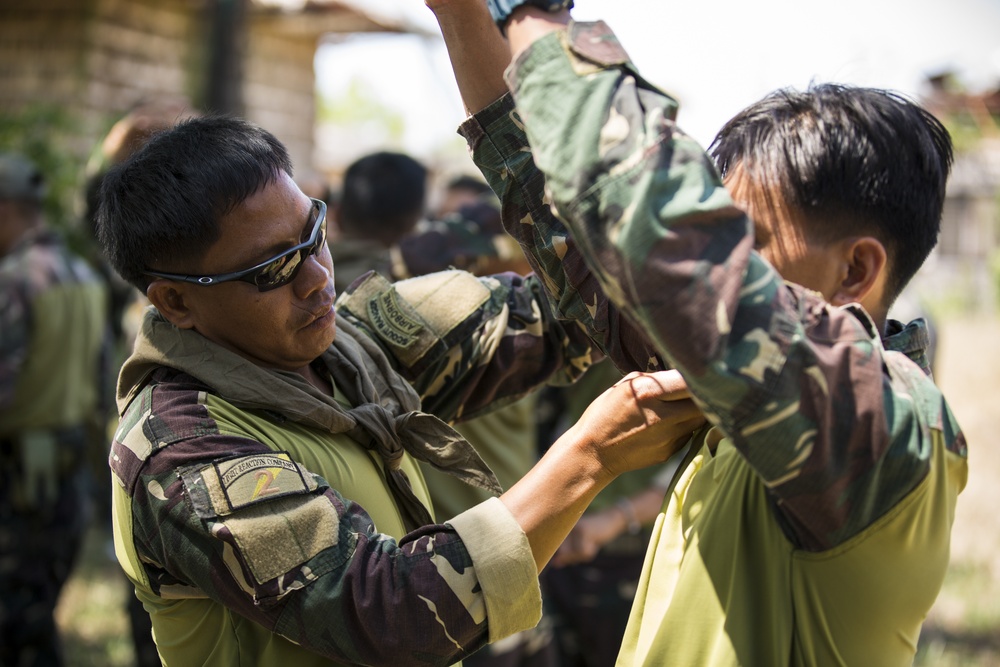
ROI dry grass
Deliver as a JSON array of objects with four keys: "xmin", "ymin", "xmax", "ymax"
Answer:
[
  {"xmin": 914, "ymin": 314, "xmax": 1000, "ymax": 665},
  {"xmin": 54, "ymin": 315, "xmax": 1000, "ymax": 666},
  {"xmin": 55, "ymin": 524, "xmax": 136, "ymax": 667}
]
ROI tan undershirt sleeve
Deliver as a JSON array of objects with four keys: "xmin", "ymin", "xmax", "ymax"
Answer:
[{"xmin": 447, "ymin": 497, "xmax": 541, "ymax": 642}]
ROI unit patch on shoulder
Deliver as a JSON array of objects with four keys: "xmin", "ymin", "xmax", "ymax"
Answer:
[
  {"xmin": 367, "ymin": 288, "xmax": 423, "ymax": 349},
  {"xmin": 200, "ymin": 452, "xmax": 315, "ymax": 516}
]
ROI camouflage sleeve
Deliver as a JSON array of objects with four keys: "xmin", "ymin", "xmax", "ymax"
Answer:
[
  {"xmin": 113, "ymin": 383, "xmax": 538, "ymax": 665},
  {"xmin": 0, "ymin": 271, "xmax": 31, "ymax": 410},
  {"xmin": 504, "ymin": 21, "xmax": 954, "ymax": 551},
  {"xmin": 459, "ymin": 93, "xmax": 664, "ymax": 374},
  {"xmin": 336, "ymin": 269, "xmax": 598, "ymax": 423}
]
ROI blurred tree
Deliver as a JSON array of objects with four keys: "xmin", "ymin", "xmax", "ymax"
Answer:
[
  {"xmin": 0, "ymin": 106, "xmax": 86, "ymax": 249},
  {"xmin": 318, "ymin": 78, "xmax": 407, "ymax": 144},
  {"xmin": 924, "ymin": 71, "xmax": 1000, "ymax": 152}
]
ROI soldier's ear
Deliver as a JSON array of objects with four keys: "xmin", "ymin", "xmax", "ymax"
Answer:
[
  {"xmin": 146, "ymin": 280, "xmax": 197, "ymax": 329},
  {"xmin": 829, "ymin": 236, "xmax": 887, "ymax": 308}
]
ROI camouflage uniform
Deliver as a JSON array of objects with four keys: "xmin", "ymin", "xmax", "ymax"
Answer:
[
  {"xmin": 0, "ymin": 226, "xmax": 109, "ymax": 667},
  {"xmin": 329, "ymin": 236, "xmax": 398, "ymax": 295},
  {"xmin": 396, "ymin": 202, "xmax": 527, "ymax": 280},
  {"xmin": 336, "ymin": 202, "xmax": 558, "ymax": 667},
  {"xmin": 460, "ymin": 22, "xmax": 968, "ymax": 666},
  {"xmin": 404, "ymin": 206, "xmax": 559, "ymax": 667},
  {"xmin": 110, "ymin": 265, "xmax": 597, "ymax": 666}
]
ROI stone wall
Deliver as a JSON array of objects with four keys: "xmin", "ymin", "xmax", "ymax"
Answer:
[
  {"xmin": 0, "ymin": 0, "xmax": 388, "ymax": 170},
  {"xmin": 245, "ymin": 17, "xmax": 319, "ymax": 170}
]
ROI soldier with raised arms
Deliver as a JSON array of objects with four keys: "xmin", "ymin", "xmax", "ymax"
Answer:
[{"xmin": 422, "ymin": 0, "xmax": 968, "ymax": 664}]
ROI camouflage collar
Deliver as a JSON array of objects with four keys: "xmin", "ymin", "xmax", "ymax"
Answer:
[{"xmin": 883, "ymin": 318, "xmax": 932, "ymax": 376}]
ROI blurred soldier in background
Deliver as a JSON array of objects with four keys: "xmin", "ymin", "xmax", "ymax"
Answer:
[
  {"xmin": 0, "ymin": 153, "xmax": 109, "ymax": 666},
  {"xmin": 81, "ymin": 97, "xmax": 199, "ymax": 351},
  {"xmin": 434, "ymin": 173, "xmax": 495, "ymax": 220},
  {"xmin": 397, "ymin": 185, "xmax": 531, "ymax": 280},
  {"xmin": 329, "ymin": 150, "xmax": 427, "ymax": 294},
  {"xmin": 80, "ymin": 99, "xmax": 198, "ymax": 667}
]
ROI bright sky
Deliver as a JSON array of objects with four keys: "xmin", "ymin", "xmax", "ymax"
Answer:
[{"xmin": 316, "ymin": 0, "xmax": 1000, "ymax": 160}]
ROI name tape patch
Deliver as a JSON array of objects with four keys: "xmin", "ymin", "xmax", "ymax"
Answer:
[
  {"xmin": 210, "ymin": 452, "xmax": 309, "ymax": 513},
  {"xmin": 367, "ymin": 289, "xmax": 423, "ymax": 349}
]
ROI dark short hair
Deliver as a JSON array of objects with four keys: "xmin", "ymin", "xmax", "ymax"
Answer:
[
  {"xmin": 96, "ymin": 115, "xmax": 292, "ymax": 292},
  {"xmin": 445, "ymin": 174, "xmax": 493, "ymax": 197},
  {"xmin": 337, "ymin": 151, "xmax": 427, "ymax": 243},
  {"xmin": 710, "ymin": 83, "xmax": 953, "ymax": 303}
]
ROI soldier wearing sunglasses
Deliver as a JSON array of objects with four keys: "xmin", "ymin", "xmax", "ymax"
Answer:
[{"xmin": 95, "ymin": 115, "xmax": 704, "ymax": 666}]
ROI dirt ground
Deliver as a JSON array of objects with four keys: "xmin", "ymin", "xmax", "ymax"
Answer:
[{"xmin": 915, "ymin": 314, "xmax": 1000, "ymax": 665}]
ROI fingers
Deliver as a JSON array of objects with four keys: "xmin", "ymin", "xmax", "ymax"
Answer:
[
  {"xmin": 614, "ymin": 369, "xmax": 690, "ymax": 401},
  {"xmin": 650, "ymin": 399, "xmax": 703, "ymax": 425}
]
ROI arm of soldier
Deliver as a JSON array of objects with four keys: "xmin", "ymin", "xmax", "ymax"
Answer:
[
  {"xmin": 425, "ymin": 1, "xmax": 664, "ymax": 373},
  {"xmin": 500, "ymin": 369, "xmax": 703, "ymax": 570},
  {"xmin": 118, "ymin": 371, "xmax": 698, "ymax": 662},
  {"xmin": 0, "ymin": 275, "xmax": 31, "ymax": 409},
  {"xmin": 426, "ymin": 1, "xmax": 585, "ymax": 326},
  {"xmin": 502, "ymin": 19, "xmax": 952, "ymax": 550},
  {"xmin": 427, "ymin": 0, "xmax": 572, "ymax": 306},
  {"xmin": 337, "ymin": 269, "xmax": 599, "ymax": 423},
  {"xmin": 123, "ymin": 446, "xmax": 496, "ymax": 665},
  {"xmin": 459, "ymin": 93, "xmax": 665, "ymax": 374},
  {"xmin": 425, "ymin": 0, "xmax": 510, "ymax": 114}
]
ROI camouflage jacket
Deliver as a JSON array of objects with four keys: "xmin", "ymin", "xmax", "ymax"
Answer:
[
  {"xmin": 110, "ymin": 268, "xmax": 597, "ymax": 666},
  {"xmin": 329, "ymin": 235, "xmax": 397, "ymax": 296},
  {"xmin": 396, "ymin": 202, "xmax": 526, "ymax": 279},
  {"xmin": 333, "ymin": 204, "xmax": 523, "ymax": 292},
  {"xmin": 460, "ymin": 22, "xmax": 967, "ymax": 553},
  {"xmin": 0, "ymin": 227, "xmax": 107, "ymax": 434}
]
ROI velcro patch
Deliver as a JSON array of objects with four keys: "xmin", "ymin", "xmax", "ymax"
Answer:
[
  {"xmin": 227, "ymin": 493, "xmax": 340, "ymax": 585},
  {"xmin": 367, "ymin": 288, "xmax": 423, "ymax": 349},
  {"xmin": 181, "ymin": 452, "xmax": 339, "ymax": 586},
  {"xmin": 202, "ymin": 452, "xmax": 314, "ymax": 516},
  {"xmin": 338, "ymin": 270, "xmax": 495, "ymax": 376}
]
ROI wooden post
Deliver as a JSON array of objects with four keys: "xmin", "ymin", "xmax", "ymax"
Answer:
[{"xmin": 204, "ymin": 0, "xmax": 247, "ymax": 115}]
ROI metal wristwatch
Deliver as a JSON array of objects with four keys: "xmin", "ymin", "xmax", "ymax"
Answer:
[{"xmin": 486, "ymin": 0, "xmax": 574, "ymax": 35}]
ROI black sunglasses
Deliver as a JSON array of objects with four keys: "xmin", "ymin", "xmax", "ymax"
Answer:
[{"xmin": 145, "ymin": 198, "xmax": 328, "ymax": 292}]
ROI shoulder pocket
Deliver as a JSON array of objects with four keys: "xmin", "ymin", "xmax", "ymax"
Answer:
[
  {"xmin": 179, "ymin": 452, "xmax": 345, "ymax": 588},
  {"xmin": 338, "ymin": 270, "xmax": 494, "ymax": 377}
]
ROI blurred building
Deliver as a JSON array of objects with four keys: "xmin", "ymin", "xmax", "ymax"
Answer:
[
  {"xmin": 0, "ymin": 0, "xmax": 423, "ymax": 170},
  {"xmin": 917, "ymin": 75, "xmax": 1000, "ymax": 313}
]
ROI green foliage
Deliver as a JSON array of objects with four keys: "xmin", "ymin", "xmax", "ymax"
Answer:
[
  {"xmin": 317, "ymin": 78, "xmax": 406, "ymax": 143},
  {"xmin": 940, "ymin": 112, "xmax": 995, "ymax": 154},
  {"xmin": 0, "ymin": 105, "xmax": 86, "ymax": 235}
]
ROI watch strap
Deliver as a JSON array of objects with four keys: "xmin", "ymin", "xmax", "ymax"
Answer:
[{"xmin": 486, "ymin": 0, "xmax": 574, "ymax": 35}]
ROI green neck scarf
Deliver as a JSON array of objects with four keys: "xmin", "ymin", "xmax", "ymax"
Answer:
[{"xmin": 118, "ymin": 308, "xmax": 501, "ymax": 531}]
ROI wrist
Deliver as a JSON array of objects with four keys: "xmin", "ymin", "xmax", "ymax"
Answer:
[
  {"xmin": 486, "ymin": 0, "xmax": 573, "ymax": 35},
  {"xmin": 425, "ymin": 0, "xmax": 475, "ymax": 14},
  {"xmin": 559, "ymin": 423, "xmax": 617, "ymax": 490}
]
